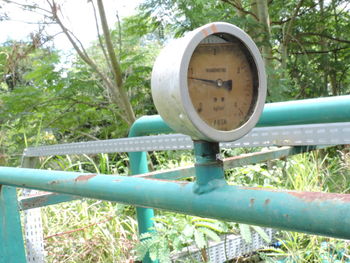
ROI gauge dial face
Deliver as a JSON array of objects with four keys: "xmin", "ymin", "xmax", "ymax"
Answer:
[{"xmin": 188, "ymin": 36, "xmax": 257, "ymax": 131}]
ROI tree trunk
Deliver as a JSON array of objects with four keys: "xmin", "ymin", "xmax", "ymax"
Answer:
[
  {"xmin": 250, "ymin": 0, "xmax": 281, "ymax": 100},
  {"xmin": 255, "ymin": 0, "xmax": 273, "ymax": 66},
  {"xmin": 319, "ymin": 0, "xmax": 329, "ymax": 96}
]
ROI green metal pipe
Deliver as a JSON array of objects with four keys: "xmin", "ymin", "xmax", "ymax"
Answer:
[
  {"xmin": 128, "ymin": 115, "xmax": 171, "ymax": 263},
  {"xmin": 0, "ymin": 186, "xmax": 26, "ymax": 262},
  {"xmin": 19, "ymin": 146, "xmax": 321, "ymax": 210},
  {"xmin": 0, "ymin": 167, "xmax": 349, "ymax": 239},
  {"xmin": 129, "ymin": 115, "xmax": 172, "ymax": 136},
  {"xmin": 193, "ymin": 141, "xmax": 226, "ymax": 194},
  {"xmin": 129, "ymin": 96, "xmax": 350, "ymax": 133},
  {"xmin": 257, "ymin": 95, "xmax": 350, "ymax": 126},
  {"xmin": 129, "ymin": 115, "xmax": 171, "ymax": 233}
]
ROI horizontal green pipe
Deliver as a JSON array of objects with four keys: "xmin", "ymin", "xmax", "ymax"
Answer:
[
  {"xmin": 257, "ymin": 95, "xmax": 350, "ymax": 126},
  {"xmin": 19, "ymin": 146, "xmax": 320, "ymax": 210},
  {"xmin": 1, "ymin": 167, "xmax": 350, "ymax": 239},
  {"xmin": 130, "ymin": 95, "xmax": 350, "ymax": 133}
]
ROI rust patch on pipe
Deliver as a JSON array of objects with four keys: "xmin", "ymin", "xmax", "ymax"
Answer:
[
  {"xmin": 240, "ymin": 186, "xmax": 284, "ymax": 192},
  {"xmin": 240, "ymin": 186, "xmax": 350, "ymax": 203},
  {"xmin": 143, "ymin": 177, "xmax": 190, "ymax": 187},
  {"xmin": 225, "ymin": 151, "xmax": 266, "ymax": 161},
  {"xmin": 49, "ymin": 180, "xmax": 60, "ymax": 185},
  {"xmin": 48, "ymin": 174, "xmax": 96, "ymax": 185},
  {"xmin": 132, "ymin": 165, "xmax": 194, "ymax": 178},
  {"xmin": 74, "ymin": 174, "xmax": 96, "ymax": 182},
  {"xmin": 210, "ymin": 24, "xmax": 218, "ymax": 33},
  {"xmin": 21, "ymin": 195, "xmax": 49, "ymax": 210},
  {"xmin": 265, "ymin": 199, "xmax": 271, "ymax": 205},
  {"xmin": 249, "ymin": 198, "xmax": 255, "ymax": 207},
  {"xmin": 289, "ymin": 191, "xmax": 350, "ymax": 202}
]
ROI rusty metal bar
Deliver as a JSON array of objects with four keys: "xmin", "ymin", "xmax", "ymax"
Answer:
[
  {"xmin": 1, "ymin": 167, "xmax": 349, "ymax": 239},
  {"xmin": 19, "ymin": 192, "xmax": 81, "ymax": 211}
]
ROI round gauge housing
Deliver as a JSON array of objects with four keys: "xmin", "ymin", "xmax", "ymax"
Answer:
[{"xmin": 151, "ymin": 22, "xmax": 266, "ymax": 142}]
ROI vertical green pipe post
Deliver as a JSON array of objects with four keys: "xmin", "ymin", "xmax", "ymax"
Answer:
[
  {"xmin": 193, "ymin": 141, "xmax": 227, "ymax": 195},
  {"xmin": 0, "ymin": 185, "xmax": 26, "ymax": 262},
  {"xmin": 128, "ymin": 116, "xmax": 172, "ymax": 263}
]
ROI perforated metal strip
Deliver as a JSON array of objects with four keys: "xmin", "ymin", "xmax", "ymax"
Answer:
[
  {"xmin": 21, "ymin": 157, "xmax": 45, "ymax": 263},
  {"xmin": 221, "ymin": 122, "xmax": 350, "ymax": 148},
  {"xmin": 23, "ymin": 190, "xmax": 45, "ymax": 263},
  {"xmin": 172, "ymin": 228, "xmax": 276, "ymax": 263},
  {"xmin": 24, "ymin": 122, "xmax": 350, "ymax": 157}
]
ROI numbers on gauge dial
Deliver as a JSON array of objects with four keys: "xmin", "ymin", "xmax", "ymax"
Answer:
[{"xmin": 188, "ymin": 42, "xmax": 254, "ymax": 131}]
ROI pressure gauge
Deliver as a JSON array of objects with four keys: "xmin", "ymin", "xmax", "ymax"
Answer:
[{"xmin": 151, "ymin": 22, "xmax": 266, "ymax": 142}]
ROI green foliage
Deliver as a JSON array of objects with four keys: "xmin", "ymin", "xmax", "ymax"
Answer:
[
  {"xmin": 136, "ymin": 232, "xmax": 172, "ymax": 263},
  {"xmin": 135, "ymin": 214, "xmax": 228, "ymax": 262},
  {"xmin": 0, "ymin": 15, "xmax": 163, "ymax": 165},
  {"xmin": 238, "ymin": 224, "xmax": 271, "ymax": 244},
  {"xmin": 134, "ymin": 212, "xmax": 273, "ymax": 262},
  {"xmin": 260, "ymin": 232, "xmax": 350, "ymax": 263},
  {"xmin": 138, "ymin": 0, "xmax": 237, "ymax": 38}
]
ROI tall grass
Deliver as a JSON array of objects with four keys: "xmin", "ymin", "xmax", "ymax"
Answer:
[{"xmin": 40, "ymin": 153, "xmax": 137, "ymax": 262}]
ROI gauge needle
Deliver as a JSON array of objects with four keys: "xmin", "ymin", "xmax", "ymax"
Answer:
[{"xmin": 189, "ymin": 77, "xmax": 232, "ymax": 91}]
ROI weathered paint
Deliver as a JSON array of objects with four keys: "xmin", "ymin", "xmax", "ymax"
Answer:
[
  {"xmin": 133, "ymin": 165, "xmax": 195, "ymax": 180},
  {"xmin": 74, "ymin": 174, "xmax": 96, "ymax": 182},
  {"xmin": 289, "ymin": 191, "xmax": 350, "ymax": 202},
  {"xmin": 201, "ymin": 29, "xmax": 209, "ymax": 36},
  {"xmin": 19, "ymin": 193, "xmax": 81, "ymax": 211},
  {"xmin": 0, "ymin": 167, "xmax": 350, "ymax": 239},
  {"xmin": 210, "ymin": 24, "xmax": 218, "ymax": 33},
  {"xmin": 0, "ymin": 185, "xmax": 26, "ymax": 262}
]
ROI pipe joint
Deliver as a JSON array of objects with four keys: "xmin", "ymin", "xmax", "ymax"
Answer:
[{"xmin": 193, "ymin": 141, "xmax": 227, "ymax": 194}]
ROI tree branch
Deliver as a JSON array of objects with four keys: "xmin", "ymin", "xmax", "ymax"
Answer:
[
  {"xmin": 116, "ymin": 11, "xmax": 122, "ymax": 61},
  {"xmin": 283, "ymin": 0, "xmax": 304, "ymax": 45},
  {"xmin": 96, "ymin": 0, "xmax": 135, "ymax": 124},
  {"xmin": 66, "ymin": 129, "xmax": 101, "ymax": 141},
  {"xmin": 4, "ymin": 0, "xmax": 52, "ymax": 16},
  {"xmin": 297, "ymin": 32, "xmax": 350, "ymax": 44},
  {"xmin": 90, "ymin": 0, "xmax": 110, "ymax": 68},
  {"xmin": 271, "ymin": 3, "xmax": 316, "ymax": 25},
  {"xmin": 46, "ymin": 0, "xmax": 131, "ymax": 125},
  {"xmin": 95, "ymin": 0, "xmax": 123, "ymax": 88},
  {"xmin": 290, "ymin": 46, "xmax": 350, "ymax": 55},
  {"xmin": 220, "ymin": 0, "xmax": 259, "ymax": 20}
]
